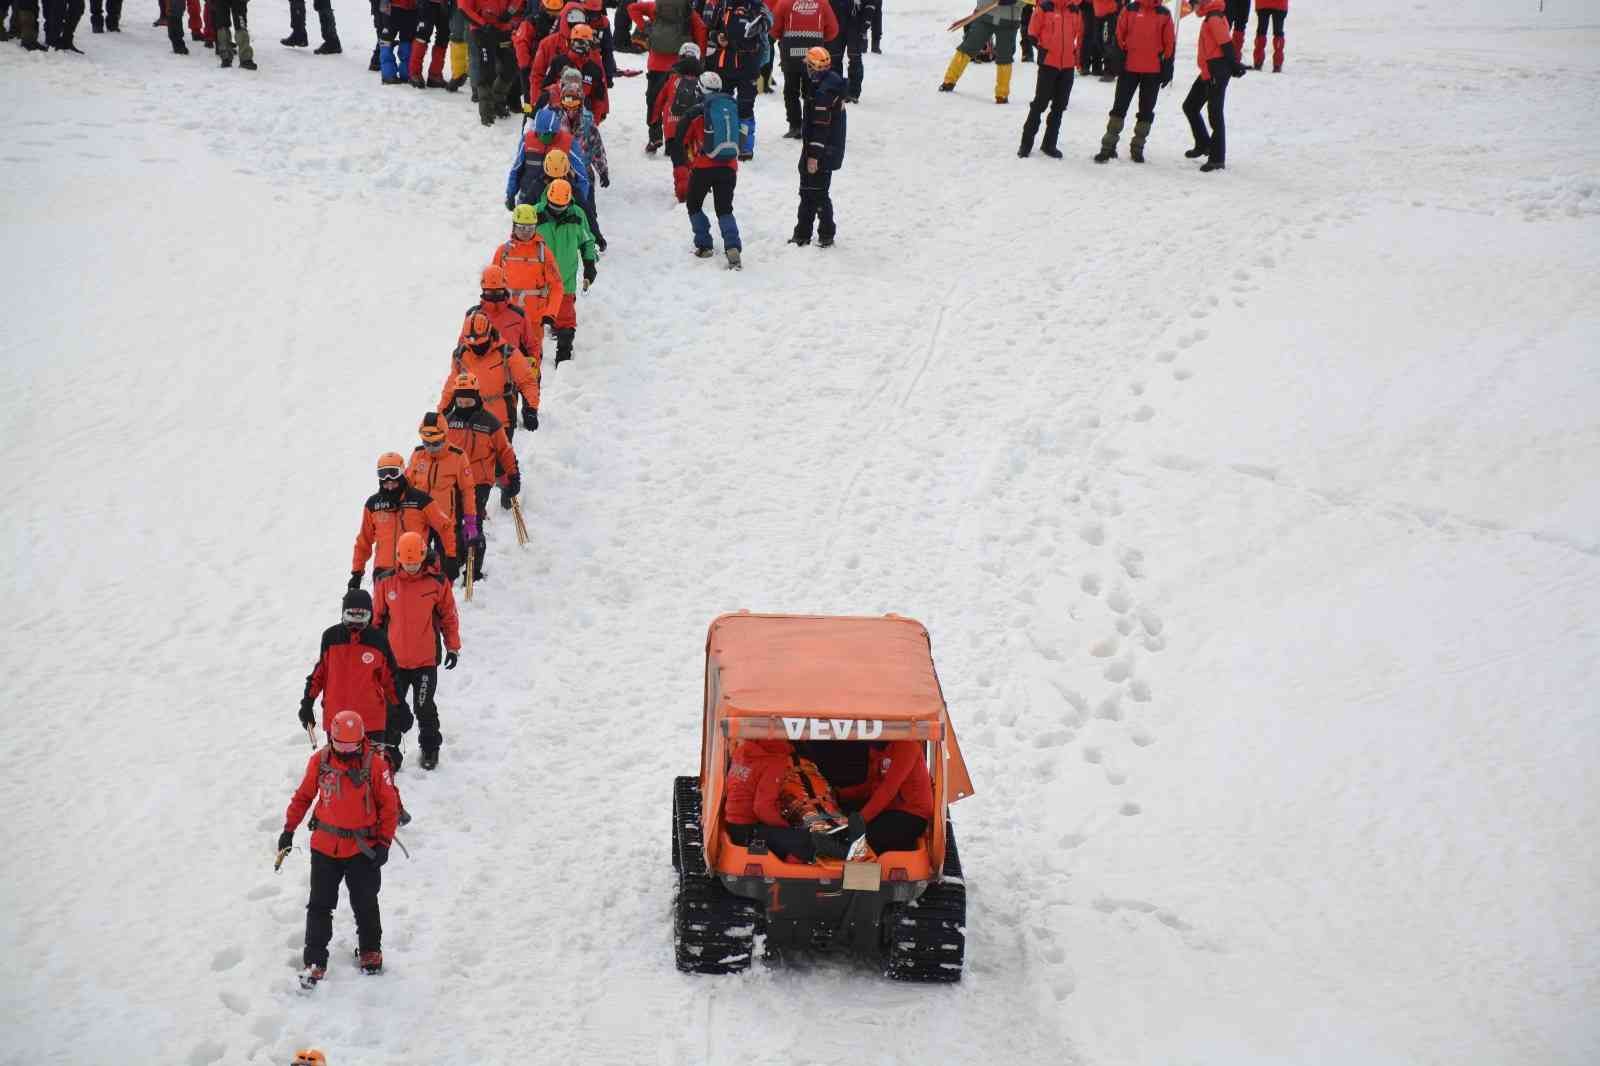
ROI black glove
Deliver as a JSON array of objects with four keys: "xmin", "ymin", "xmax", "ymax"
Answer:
[
  {"xmin": 389, "ymin": 703, "xmax": 414, "ymax": 733},
  {"xmin": 298, "ymin": 701, "xmax": 315, "ymax": 728},
  {"xmin": 347, "ymin": 570, "xmax": 362, "ymax": 590},
  {"xmin": 582, "ymin": 259, "xmax": 597, "ymax": 287},
  {"xmin": 444, "ymin": 650, "xmax": 459, "ymax": 670},
  {"xmin": 277, "ymin": 830, "xmax": 294, "ymax": 852},
  {"xmin": 372, "ymin": 845, "xmax": 389, "ymax": 868},
  {"xmin": 599, "ymin": 172, "xmax": 611, "ymax": 188},
  {"xmin": 505, "ymin": 195, "xmax": 515, "ymax": 211},
  {"xmin": 442, "ymin": 555, "xmax": 461, "ymax": 582},
  {"xmin": 522, "ymin": 404, "xmax": 539, "ymax": 430},
  {"xmin": 1160, "ymin": 58, "xmax": 1173, "ymax": 87},
  {"xmin": 1039, "ymin": 0, "xmax": 1054, "ymax": 9},
  {"xmin": 507, "ymin": 469, "xmax": 522, "ymax": 497},
  {"xmin": 1232, "ymin": 62, "xmax": 1247, "ymax": 77},
  {"xmin": 541, "ymin": 315, "xmax": 554, "ymax": 332}
]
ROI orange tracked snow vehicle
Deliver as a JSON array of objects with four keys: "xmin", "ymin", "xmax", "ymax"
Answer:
[{"xmin": 672, "ymin": 612, "xmax": 975, "ymax": 981}]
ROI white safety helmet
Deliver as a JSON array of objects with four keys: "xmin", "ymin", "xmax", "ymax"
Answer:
[{"xmin": 698, "ymin": 70, "xmax": 722, "ymax": 92}]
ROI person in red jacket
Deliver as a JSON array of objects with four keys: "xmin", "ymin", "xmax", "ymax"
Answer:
[
  {"xmin": 541, "ymin": 22, "xmax": 610, "ymax": 120},
  {"xmin": 351, "ymin": 452, "xmax": 457, "ymax": 587},
  {"xmin": 374, "ymin": 532, "xmax": 461, "ymax": 771},
  {"xmin": 769, "ymin": 0, "xmax": 837, "ymax": 138},
  {"xmin": 1018, "ymin": 0, "xmax": 1080, "ymax": 158},
  {"xmin": 456, "ymin": 267, "xmax": 543, "ymax": 433},
  {"xmin": 1080, "ymin": 0, "xmax": 1115, "ymax": 77},
  {"xmin": 1251, "ymin": 0, "xmax": 1284, "ymax": 72},
  {"xmin": 299, "ymin": 588, "xmax": 406, "ymax": 745},
  {"xmin": 461, "ymin": 0, "xmax": 518, "ymax": 125},
  {"xmin": 724, "ymin": 739, "xmax": 820, "ymax": 862},
  {"xmin": 652, "ymin": 42, "xmax": 704, "ymax": 201},
  {"xmin": 279, "ymin": 709, "xmax": 401, "ymax": 987},
  {"xmin": 837, "ymin": 740, "xmax": 934, "ymax": 853},
  {"xmin": 669, "ymin": 71, "xmax": 743, "ymax": 268},
  {"xmin": 1181, "ymin": 0, "xmax": 1245, "ymax": 171},
  {"xmin": 1092, "ymin": 0, "xmax": 1173, "ymax": 163},
  {"xmin": 630, "ymin": 0, "xmax": 709, "ymax": 151}
]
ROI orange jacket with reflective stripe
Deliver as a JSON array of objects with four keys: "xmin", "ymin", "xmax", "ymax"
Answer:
[
  {"xmin": 492, "ymin": 238, "xmax": 566, "ymax": 324},
  {"xmin": 405, "ymin": 444, "xmax": 477, "ymax": 524},
  {"xmin": 352, "ymin": 485, "xmax": 456, "ymax": 574}
]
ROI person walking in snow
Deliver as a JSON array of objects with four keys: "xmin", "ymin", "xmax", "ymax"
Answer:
[
  {"xmin": 628, "ymin": 0, "xmax": 707, "ymax": 152},
  {"xmin": 441, "ymin": 373, "xmax": 520, "ymax": 580},
  {"xmin": 351, "ymin": 453, "xmax": 457, "ymax": 590},
  {"xmin": 1017, "ymin": 0, "xmax": 1080, "ymax": 158},
  {"xmin": 703, "ymin": 0, "xmax": 769, "ymax": 158},
  {"xmin": 280, "ymin": 708, "xmax": 400, "ymax": 987},
  {"xmin": 492, "ymin": 203, "xmax": 567, "ymax": 327},
  {"xmin": 374, "ymin": 532, "xmax": 461, "ymax": 772},
  {"xmin": 1181, "ymin": 0, "xmax": 1245, "ymax": 171},
  {"xmin": 533, "ymin": 178, "xmax": 600, "ymax": 363},
  {"xmin": 938, "ymin": 0, "xmax": 1025, "ymax": 104},
  {"xmin": 1250, "ymin": 0, "xmax": 1283, "ymax": 71},
  {"xmin": 299, "ymin": 588, "xmax": 406, "ymax": 750},
  {"xmin": 1092, "ymin": 0, "xmax": 1172, "ymax": 163},
  {"xmin": 406, "ymin": 414, "xmax": 476, "ymax": 581},
  {"xmin": 788, "ymin": 46, "xmax": 846, "ymax": 248},
  {"xmin": 651, "ymin": 42, "xmax": 704, "ymax": 200},
  {"xmin": 442, "ymin": 308, "xmax": 541, "ymax": 448},
  {"xmin": 670, "ymin": 70, "xmax": 743, "ymax": 268}
]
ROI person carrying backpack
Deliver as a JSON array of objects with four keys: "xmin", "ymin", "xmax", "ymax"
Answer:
[
  {"xmin": 1182, "ymin": 0, "xmax": 1245, "ymax": 172},
  {"xmin": 651, "ymin": 41, "xmax": 704, "ymax": 201},
  {"xmin": 788, "ymin": 46, "xmax": 846, "ymax": 248},
  {"xmin": 507, "ymin": 104, "xmax": 591, "ymax": 211},
  {"xmin": 533, "ymin": 179, "xmax": 600, "ymax": 366},
  {"xmin": 669, "ymin": 70, "xmax": 744, "ymax": 269},
  {"xmin": 705, "ymin": 0, "xmax": 769, "ymax": 159},
  {"xmin": 373, "ymin": 532, "xmax": 461, "ymax": 772},
  {"xmin": 280, "ymin": 709, "xmax": 401, "ymax": 988},
  {"xmin": 628, "ymin": 0, "xmax": 708, "ymax": 152}
]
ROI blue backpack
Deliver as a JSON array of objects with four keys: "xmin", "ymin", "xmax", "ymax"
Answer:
[{"xmin": 701, "ymin": 93, "xmax": 741, "ymax": 161}]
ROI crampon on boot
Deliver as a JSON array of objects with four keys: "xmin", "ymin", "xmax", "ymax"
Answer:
[{"xmin": 358, "ymin": 951, "xmax": 383, "ymax": 975}]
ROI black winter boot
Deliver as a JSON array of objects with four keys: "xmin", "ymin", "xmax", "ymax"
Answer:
[
  {"xmin": 1094, "ymin": 113, "xmax": 1123, "ymax": 162},
  {"xmin": 554, "ymin": 328, "xmax": 574, "ymax": 366},
  {"xmin": 1130, "ymin": 118, "xmax": 1151, "ymax": 163}
]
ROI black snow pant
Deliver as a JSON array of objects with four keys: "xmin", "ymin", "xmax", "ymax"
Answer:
[
  {"xmin": 1078, "ymin": 8, "xmax": 1100, "ymax": 71},
  {"xmin": 42, "ymin": 0, "xmax": 83, "ymax": 43},
  {"xmin": 779, "ymin": 52, "xmax": 811, "ymax": 129},
  {"xmin": 727, "ymin": 821, "xmax": 817, "ymax": 863},
  {"xmin": 645, "ymin": 68, "xmax": 670, "ymax": 142},
  {"xmin": 794, "ymin": 163, "xmax": 834, "ymax": 242},
  {"xmin": 395, "ymin": 666, "xmax": 441, "ymax": 754},
  {"xmin": 470, "ymin": 482, "xmax": 491, "ymax": 578},
  {"xmin": 686, "ymin": 166, "xmax": 738, "ymax": 250},
  {"xmin": 1181, "ymin": 72, "xmax": 1228, "ymax": 164},
  {"xmin": 865, "ymin": 811, "xmax": 927, "ymax": 854},
  {"xmin": 1225, "ymin": 0, "xmax": 1248, "ymax": 36},
  {"xmin": 831, "ymin": 15, "xmax": 865, "ymax": 97},
  {"xmin": 611, "ymin": 0, "xmax": 631, "ymax": 47},
  {"xmin": 88, "ymin": 0, "xmax": 120, "ymax": 30},
  {"xmin": 293, "ymin": 0, "xmax": 336, "ymax": 44},
  {"xmin": 868, "ymin": 0, "xmax": 880, "ymax": 50},
  {"xmin": 1021, "ymin": 64, "xmax": 1073, "ymax": 150},
  {"xmin": 304, "ymin": 849, "xmax": 383, "ymax": 968},
  {"xmin": 213, "ymin": 0, "xmax": 251, "ymax": 61},
  {"xmin": 1109, "ymin": 69, "xmax": 1160, "ymax": 120},
  {"xmin": 470, "ymin": 24, "xmax": 513, "ymax": 122},
  {"xmin": 1099, "ymin": 9, "xmax": 1121, "ymax": 75}
]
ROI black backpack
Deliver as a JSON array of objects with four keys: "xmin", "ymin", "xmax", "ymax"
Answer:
[{"xmin": 670, "ymin": 75, "xmax": 703, "ymax": 119}]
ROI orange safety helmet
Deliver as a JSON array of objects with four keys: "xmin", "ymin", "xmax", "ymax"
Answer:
[
  {"xmin": 377, "ymin": 451, "xmax": 406, "ymax": 477},
  {"xmin": 291, "ymin": 1052, "xmax": 327, "ymax": 1066},
  {"xmin": 569, "ymin": 22, "xmax": 595, "ymax": 42},
  {"xmin": 452, "ymin": 370, "xmax": 481, "ymax": 396},
  {"xmin": 463, "ymin": 310, "xmax": 494, "ymax": 345},
  {"xmin": 329, "ymin": 710, "xmax": 365, "ymax": 751},
  {"xmin": 543, "ymin": 148, "xmax": 570, "ymax": 177},
  {"xmin": 419, "ymin": 411, "xmax": 447, "ymax": 443},
  {"xmin": 540, "ymin": 0, "xmax": 563, "ymax": 11},
  {"xmin": 397, "ymin": 531, "xmax": 427, "ymax": 568},
  {"xmin": 805, "ymin": 45, "xmax": 831, "ymax": 72},
  {"xmin": 546, "ymin": 178, "xmax": 573, "ymax": 207},
  {"xmin": 481, "ymin": 264, "xmax": 509, "ymax": 291}
]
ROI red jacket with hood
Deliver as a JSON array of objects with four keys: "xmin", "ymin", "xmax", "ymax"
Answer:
[
  {"xmin": 1115, "ymin": 0, "xmax": 1174, "ymax": 75},
  {"xmin": 1028, "ymin": 0, "xmax": 1082, "ymax": 72},
  {"xmin": 284, "ymin": 741, "xmax": 401, "ymax": 859},
  {"xmin": 724, "ymin": 740, "xmax": 792, "ymax": 826},
  {"xmin": 838, "ymin": 741, "xmax": 934, "ymax": 822}
]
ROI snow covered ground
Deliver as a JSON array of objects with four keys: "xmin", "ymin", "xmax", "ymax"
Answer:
[{"xmin": 2, "ymin": 0, "xmax": 1598, "ymax": 1062}]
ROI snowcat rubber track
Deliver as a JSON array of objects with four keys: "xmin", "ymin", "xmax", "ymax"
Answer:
[
  {"xmin": 674, "ymin": 776, "xmax": 759, "ymax": 975},
  {"xmin": 884, "ymin": 822, "xmax": 966, "ymax": 983}
]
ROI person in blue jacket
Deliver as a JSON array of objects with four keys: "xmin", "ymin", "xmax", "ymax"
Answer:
[
  {"xmin": 788, "ymin": 46, "xmax": 847, "ymax": 247},
  {"xmin": 505, "ymin": 104, "xmax": 592, "ymax": 210}
]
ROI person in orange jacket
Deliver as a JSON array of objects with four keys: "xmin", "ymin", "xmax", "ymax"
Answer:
[
  {"xmin": 1182, "ymin": 0, "xmax": 1245, "ymax": 171},
  {"xmin": 1017, "ymin": 0, "xmax": 1081, "ymax": 158},
  {"xmin": 406, "ymin": 414, "xmax": 476, "ymax": 582},
  {"xmin": 440, "ymin": 311, "xmax": 541, "ymax": 443},
  {"xmin": 1092, "ymin": 0, "xmax": 1174, "ymax": 163},
  {"xmin": 374, "ymin": 532, "xmax": 461, "ymax": 771},
  {"xmin": 723, "ymin": 739, "xmax": 820, "ymax": 862},
  {"xmin": 1251, "ymin": 0, "xmax": 1284, "ymax": 72},
  {"xmin": 458, "ymin": 266, "xmax": 543, "ymax": 432},
  {"xmin": 442, "ymin": 373, "xmax": 521, "ymax": 574},
  {"xmin": 279, "ymin": 709, "xmax": 401, "ymax": 987},
  {"xmin": 351, "ymin": 452, "xmax": 456, "ymax": 589},
  {"xmin": 837, "ymin": 739, "xmax": 934, "ymax": 853},
  {"xmin": 491, "ymin": 204, "xmax": 566, "ymax": 328}
]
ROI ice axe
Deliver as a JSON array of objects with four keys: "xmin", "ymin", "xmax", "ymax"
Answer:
[
  {"xmin": 464, "ymin": 548, "xmax": 475, "ymax": 602},
  {"xmin": 305, "ymin": 723, "xmax": 317, "ymax": 748},
  {"xmin": 511, "ymin": 498, "xmax": 530, "ymax": 547},
  {"xmin": 274, "ymin": 845, "xmax": 294, "ymax": 873}
]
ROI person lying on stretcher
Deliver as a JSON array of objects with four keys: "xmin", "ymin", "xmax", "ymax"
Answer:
[{"xmin": 724, "ymin": 739, "xmax": 868, "ymax": 863}]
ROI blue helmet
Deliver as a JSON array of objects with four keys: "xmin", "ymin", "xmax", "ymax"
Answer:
[{"xmin": 533, "ymin": 106, "xmax": 564, "ymax": 138}]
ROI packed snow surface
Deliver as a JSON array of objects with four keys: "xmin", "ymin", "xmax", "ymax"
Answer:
[{"xmin": 2, "ymin": 0, "xmax": 1598, "ymax": 1062}]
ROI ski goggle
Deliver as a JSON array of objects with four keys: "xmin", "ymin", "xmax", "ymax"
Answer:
[
  {"xmin": 422, "ymin": 437, "xmax": 444, "ymax": 451},
  {"xmin": 331, "ymin": 735, "xmax": 363, "ymax": 754},
  {"xmin": 342, "ymin": 607, "xmax": 372, "ymax": 626},
  {"xmin": 512, "ymin": 222, "xmax": 537, "ymax": 240},
  {"xmin": 482, "ymin": 288, "xmax": 510, "ymax": 302},
  {"xmin": 378, "ymin": 466, "xmax": 404, "ymax": 482}
]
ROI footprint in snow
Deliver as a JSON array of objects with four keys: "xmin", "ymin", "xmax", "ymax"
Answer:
[{"xmin": 211, "ymin": 946, "xmax": 244, "ymax": 972}]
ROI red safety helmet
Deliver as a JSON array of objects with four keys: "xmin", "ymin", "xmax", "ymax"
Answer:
[
  {"xmin": 397, "ymin": 531, "xmax": 427, "ymax": 569},
  {"xmin": 329, "ymin": 710, "xmax": 365, "ymax": 752}
]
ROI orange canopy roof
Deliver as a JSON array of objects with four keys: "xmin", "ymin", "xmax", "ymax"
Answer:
[{"xmin": 706, "ymin": 613, "xmax": 947, "ymax": 722}]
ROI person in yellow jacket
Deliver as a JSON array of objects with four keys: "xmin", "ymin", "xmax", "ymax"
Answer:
[{"xmin": 939, "ymin": 0, "xmax": 1025, "ymax": 103}]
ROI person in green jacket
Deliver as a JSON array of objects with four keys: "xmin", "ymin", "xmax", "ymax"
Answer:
[
  {"xmin": 532, "ymin": 178, "xmax": 599, "ymax": 367},
  {"xmin": 939, "ymin": 0, "xmax": 1026, "ymax": 103}
]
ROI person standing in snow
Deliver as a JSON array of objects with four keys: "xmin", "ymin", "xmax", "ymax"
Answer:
[
  {"xmin": 831, "ymin": 0, "xmax": 868, "ymax": 102},
  {"xmin": 938, "ymin": 0, "xmax": 1025, "ymax": 104},
  {"xmin": 1092, "ymin": 0, "xmax": 1173, "ymax": 163},
  {"xmin": 703, "ymin": 0, "xmax": 769, "ymax": 159},
  {"xmin": 406, "ymin": 413, "xmax": 476, "ymax": 581},
  {"xmin": 211, "ymin": 0, "xmax": 255, "ymax": 67},
  {"xmin": 628, "ymin": 0, "xmax": 707, "ymax": 153},
  {"xmin": 1181, "ymin": 0, "xmax": 1245, "ymax": 171},
  {"xmin": 1223, "ymin": 0, "xmax": 1245, "ymax": 59},
  {"xmin": 533, "ymin": 178, "xmax": 600, "ymax": 363},
  {"xmin": 408, "ymin": 0, "xmax": 449, "ymax": 85},
  {"xmin": 1250, "ymin": 0, "xmax": 1283, "ymax": 71},
  {"xmin": 41, "ymin": 0, "xmax": 85, "ymax": 49},
  {"xmin": 280, "ymin": 708, "xmax": 400, "ymax": 987},
  {"xmin": 788, "ymin": 46, "xmax": 845, "ymax": 248},
  {"xmin": 670, "ymin": 71, "xmax": 744, "ymax": 268},
  {"xmin": 1017, "ymin": 0, "xmax": 1080, "ymax": 158},
  {"xmin": 373, "ymin": 532, "xmax": 461, "ymax": 772},
  {"xmin": 462, "ymin": 0, "xmax": 518, "ymax": 124},
  {"xmin": 87, "ymin": 0, "xmax": 120, "ymax": 33},
  {"xmin": 280, "ymin": 0, "xmax": 339, "ymax": 50},
  {"xmin": 769, "ymin": 0, "xmax": 837, "ymax": 138},
  {"xmin": 351, "ymin": 452, "xmax": 457, "ymax": 588},
  {"xmin": 299, "ymin": 588, "xmax": 408, "ymax": 754},
  {"xmin": 651, "ymin": 42, "xmax": 704, "ymax": 200},
  {"xmin": 441, "ymin": 373, "xmax": 520, "ymax": 581}
]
